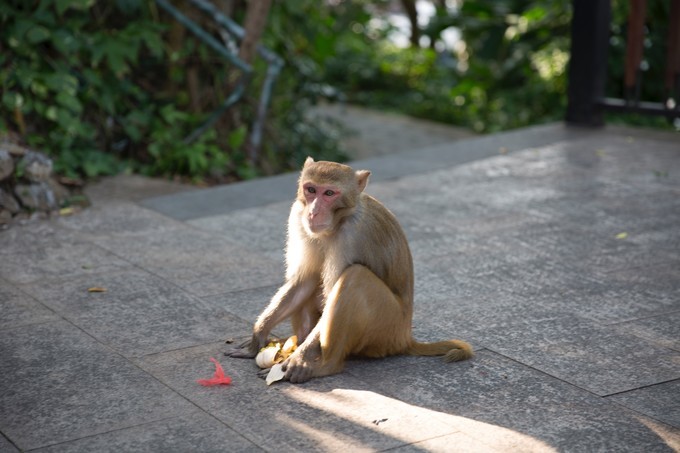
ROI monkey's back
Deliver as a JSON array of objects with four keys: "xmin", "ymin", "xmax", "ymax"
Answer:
[{"xmin": 341, "ymin": 194, "xmax": 414, "ymax": 303}]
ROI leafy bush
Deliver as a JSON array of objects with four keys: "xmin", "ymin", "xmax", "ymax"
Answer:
[
  {"xmin": 315, "ymin": 0, "xmax": 673, "ymax": 132},
  {"xmin": 0, "ymin": 0, "xmax": 346, "ymax": 181},
  {"xmin": 2, "ymin": 0, "xmax": 671, "ymax": 183},
  {"xmin": 2, "ymin": 0, "xmax": 161, "ymax": 178},
  {"xmin": 318, "ymin": 0, "xmax": 572, "ymax": 133}
]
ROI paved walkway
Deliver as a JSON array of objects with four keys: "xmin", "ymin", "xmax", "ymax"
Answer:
[
  {"xmin": 1, "ymin": 119, "xmax": 679, "ymax": 452},
  {"xmin": 309, "ymin": 103, "xmax": 477, "ymax": 160}
]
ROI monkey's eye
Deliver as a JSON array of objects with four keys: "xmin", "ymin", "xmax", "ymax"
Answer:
[
  {"xmin": 307, "ymin": 187, "xmax": 316, "ymax": 194},
  {"xmin": 324, "ymin": 190, "xmax": 335, "ymax": 197}
]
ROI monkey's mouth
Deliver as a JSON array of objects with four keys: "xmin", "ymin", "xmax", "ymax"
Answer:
[{"xmin": 305, "ymin": 220, "xmax": 332, "ymax": 235}]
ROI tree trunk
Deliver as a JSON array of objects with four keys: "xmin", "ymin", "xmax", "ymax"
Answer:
[
  {"xmin": 238, "ymin": 0, "xmax": 273, "ymax": 64},
  {"xmin": 400, "ymin": 0, "xmax": 420, "ymax": 47},
  {"xmin": 238, "ymin": 0, "xmax": 273, "ymax": 163}
]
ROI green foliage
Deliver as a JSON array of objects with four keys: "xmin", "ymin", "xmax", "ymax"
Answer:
[
  {"xmin": 318, "ymin": 0, "xmax": 572, "ymax": 133},
  {"xmin": 2, "ymin": 0, "xmax": 671, "ymax": 183},
  {"xmin": 603, "ymin": 0, "xmax": 675, "ymax": 128},
  {"xmin": 315, "ymin": 0, "xmax": 674, "ymax": 133},
  {"xmin": 1, "ymin": 0, "xmax": 158, "ymax": 178},
  {"xmin": 0, "ymin": 0, "xmax": 345, "ymax": 181}
]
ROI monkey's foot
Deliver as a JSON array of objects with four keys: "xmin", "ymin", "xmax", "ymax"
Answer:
[{"xmin": 281, "ymin": 358, "xmax": 315, "ymax": 383}]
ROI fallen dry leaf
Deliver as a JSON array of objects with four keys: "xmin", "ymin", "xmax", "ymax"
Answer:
[{"xmin": 87, "ymin": 287, "xmax": 107, "ymax": 293}]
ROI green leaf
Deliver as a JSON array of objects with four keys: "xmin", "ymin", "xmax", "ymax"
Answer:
[
  {"xmin": 44, "ymin": 72, "xmax": 79, "ymax": 95},
  {"xmin": 55, "ymin": 0, "xmax": 95, "ymax": 15},
  {"xmin": 2, "ymin": 91, "xmax": 24, "ymax": 110},
  {"xmin": 227, "ymin": 126, "xmax": 247, "ymax": 150},
  {"xmin": 159, "ymin": 105, "xmax": 187, "ymax": 124},
  {"xmin": 55, "ymin": 91, "xmax": 83, "ymax": 113},
  {"xmin": 51, "ymin": 29, "xmax": 80, "ymax": 54},
  {"xmin": 26, "ymin": 25, "xmax": 51, "ymax": 43}
]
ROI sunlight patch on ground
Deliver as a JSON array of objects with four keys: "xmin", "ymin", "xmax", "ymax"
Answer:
[
  {"xmin": 634, "ymin": 415, "xmax": 680, "ymax": 452},
  {"xmin": 282, "ymin": 387, "xmax": 557, "ymax": 452}
]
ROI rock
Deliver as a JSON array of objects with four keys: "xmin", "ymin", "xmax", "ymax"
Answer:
[
  {"xmin": 0, "ymin": 150, "xmax": 13, "ymax": 181},
  {"xmin": 0, "ymin": 208, "xmax": 11, "ymax": 224},
  {"xmin": 0, "ymin": 142, "xmax": 28, "ymax": 157},
  {"xmin": 0, "ymin": 137, "xmax": 79, "ymax": 226},
  {"xmin": 47, "ymin": 177, "xmax": 70, "ymax": 204},
  {"xmin": 21, "ymin": 150, "xmax": 53, "ymax": 182},
  {"xmin": 14, "ymin": 180, "xmax": 64, "ymax": 211},
  {"xmin": 0, "ymin": 187, "xmax": 21, "ymax": 213}
]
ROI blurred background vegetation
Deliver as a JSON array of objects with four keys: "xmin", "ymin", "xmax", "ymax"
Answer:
[{"xmin": 0, "ymin": 0, "xmax": 674, "ymax": 183}]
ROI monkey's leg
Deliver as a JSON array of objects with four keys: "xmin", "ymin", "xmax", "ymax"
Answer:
[
  {"xmin": 290, "ymin": 289, "xmax": 322, "ymax": 343},
  {"xmin": 320, "ymin": 265, "xmax": 412, "ymax": 360},
  {"xmin": 283, "ymin": 265, "xmax": 410, "ymax": 383}
]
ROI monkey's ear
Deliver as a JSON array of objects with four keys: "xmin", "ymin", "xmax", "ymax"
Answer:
[
  {"xmin": 356, "ymin": 170, "xmax": 371, "ymax": 192},
  {"xmin": 304, "ymin": 157, "xmax": 315, "ymax": 167}
]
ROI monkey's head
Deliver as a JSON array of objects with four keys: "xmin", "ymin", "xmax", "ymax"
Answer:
[{"xmin": 297, "ymin": 157, "xmax": 370, "ymax": 236}]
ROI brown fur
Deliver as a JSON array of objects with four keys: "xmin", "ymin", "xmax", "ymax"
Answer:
[{"xmin": 227, "ymin": 157, "xmax": 473, "ymax": 382}]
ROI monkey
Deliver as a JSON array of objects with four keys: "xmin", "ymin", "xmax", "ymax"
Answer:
[{"xmin": 226, "ymin": 157, "xmax": 473, "ymax": 383}]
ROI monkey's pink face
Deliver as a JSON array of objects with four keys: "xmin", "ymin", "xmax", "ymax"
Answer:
[{"xmin": 302, "ymin": 183, "xmax": 342, "ymax": 234}]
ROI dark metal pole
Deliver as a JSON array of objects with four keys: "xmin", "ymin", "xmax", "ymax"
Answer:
[{"xmin": 566, "ymin": 0, "xmax": 612, "ymax": 126}]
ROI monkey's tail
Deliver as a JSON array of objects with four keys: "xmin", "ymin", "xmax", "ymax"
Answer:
[{"xmin": 406, "ymin": 339, "xmax": 473, "ymax": 362}]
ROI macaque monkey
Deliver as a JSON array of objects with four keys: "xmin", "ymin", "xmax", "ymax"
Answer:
[{"xmin": 227, "ymin": 157, "xmax": 473, "ymax": 383}]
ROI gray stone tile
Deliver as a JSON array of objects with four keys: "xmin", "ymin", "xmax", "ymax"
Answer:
[
  {"xmin": 603, "ymin": 261, "xmax": 680, "ymax": 301},
  {"xmin": 83, "ymin": 174, "xmax": 198, "ymax": 204},
  {"xmin": 203, "ymin": 285, "xmax": 281, "ymax": 325},
  {"xmin": 387, "ymin": 432, "xmax": 506, "ymax": 453},
  {"xmin": 608, "ymin": 380, "xmax": 680, "ymax": 429},
  {"xmin": 614, "ymin": 311, "xmax": 680, "ymax": 351},
  {"xmin": 0, "ymin": 280, "xmax": 58, "ymax": 329},
  {"xmin": 423, "ymin": 256, "xmax": 678, "ymax": 327},
  {"xmin": 551, "ymin": 285, "xmax": 679, "ymax": 325},
  {"xmin": 415, "ymin": 287, "xmax": 573, "ymax": 349},
  {"xmin": 474, "ymin": 316, "xmax": 680, "ymax": 396},
  {"xmin": 416, "ymin": 247, "xmax": 602, "ymax": 311},
  {"xmin": 22, "ymin": 269, "xmax": 248, "ymax": 357},
  {"xmin": 347, "ymin": 350, "xmax": 679, "ymax": 452},
  {"xmin": 0, "ymin": 239, "xmax": 132, "ymax": 285},
  {"xmin": 33, "ymin": 409, "xmax": 261, "ymax": 453},
  {"xmin": 0, "ymin": 434, "xmax": 19, "ymax": 453},
  {"xmin": 202, "ymin": 284, "xmax": 297, "ymax": 345},
  {"xmin": 0, "ymin": 219, "xmax": 68, "ymax": 256},
  {"xmin": 188, "ymin": 200, "xmax": 289, "ymax": 262},
  {"xmin": 93, "ymin": 227, "xmax": 281, "ymax": 297},
  {"xmin": 0, "ymin": 321, "xmax": 193, "ymax": 451},
  {"xmin": 137, "ymin": 343, "xmax": 463, "ymax": 452},
  {"xmin": 56, "ymin": 201, "xmax": 187, "ymax": 238},
  {"xmin": 141, "ymin": 172, "xmax": 299, "ymax": 220},
  {"xmin": 140, "ymin": 123, "xmax": 591, "ymax": 221}
]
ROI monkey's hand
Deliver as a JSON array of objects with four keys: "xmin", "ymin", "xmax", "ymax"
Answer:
[{"xmin": 224, "ymin": 335, "xmax": 260, "ymax": 359}]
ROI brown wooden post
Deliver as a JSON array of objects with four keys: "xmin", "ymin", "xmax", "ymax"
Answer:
[
  {"xmin": 624, "ymin": 0, "xmax": 647, "ymax": 102},
  {"xmin": 665, "ymin": 0, "xmax": 680, "ymax": 95}
]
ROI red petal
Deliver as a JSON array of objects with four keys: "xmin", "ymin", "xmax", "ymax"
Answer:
[{"xmin": 197, "ymin": 357, "xmax": 232, "ymax": 386}]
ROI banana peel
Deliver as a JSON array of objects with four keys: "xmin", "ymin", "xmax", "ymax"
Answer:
[{"xmin": 255, "ymin": 335, "xmax": 298, "ymax": 385}]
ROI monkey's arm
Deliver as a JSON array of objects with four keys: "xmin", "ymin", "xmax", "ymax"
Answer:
[{"xmin": 226, "ymin": 278, "xmax": 318, "ymax": 358}]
